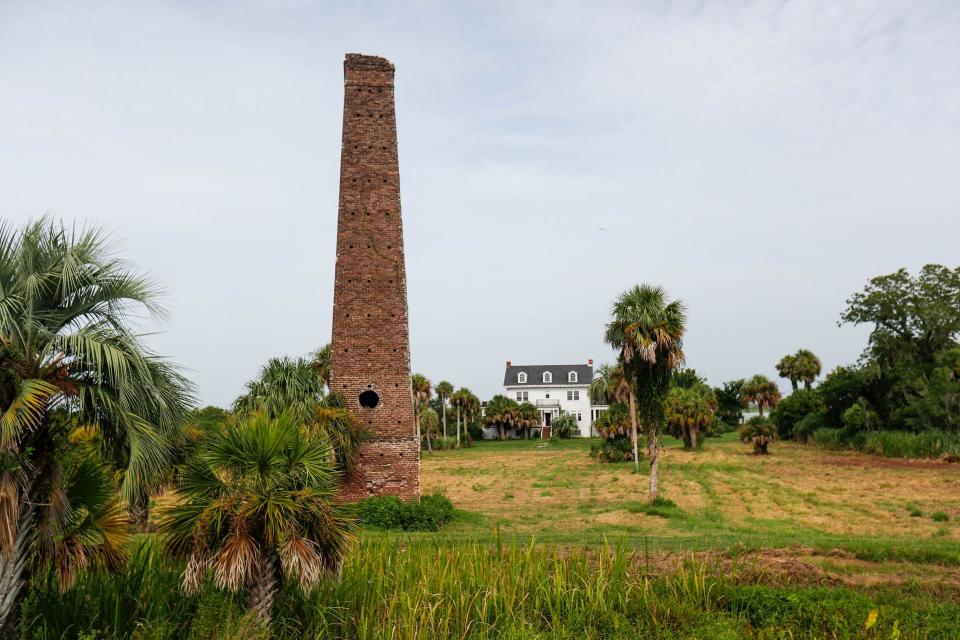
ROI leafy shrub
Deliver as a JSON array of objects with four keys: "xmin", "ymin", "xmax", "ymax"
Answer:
[
  {"xmin": 793, "ymin": 409, "xmax": 826, "ymax": 443},
  {"xmin": 812, "ymin": 428, "xmax": 842, "ymax": 449},
  {"xmin": 771, "ymin": 389, "xmax": 823, "ymax": 440},
  {"xmin": 430, "ymin": 436, "xmax": 458, "ymax": 450},
  {"xmin": 466, "ymin": 420, "xmax": 484, "ymax": 440},
  {"xmin": 356, "ymin": 492, "xmax": 454, "ymax": 531},
  {"xmin": 552, "ymin": 413, "xmax": 577, "ymax": 438},
  {"xmin": 932, "ymin": 511, "xmax": 949, "ymax": 522},
  {"xmin": 589, "ymin": 435, "xmax": 635, "ymax": 462}
]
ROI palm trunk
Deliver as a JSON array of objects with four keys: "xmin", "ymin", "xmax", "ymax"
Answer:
[
  {"xmin": 245, "ymin": 546, "xmax": 280, "ymax": 626},
  {"xmin": 757, "ymin": 404, "xmax": 764, "ymax": 418},
  {"xmin": 425, "ymin": 419, "xmax": 433, "ymax": 453},
  {"xmin": 803, "ymin": 380, "xmax": 811, "ymax": 391},
  {"xmin": 791, "ymin": 379, "xmax": 798, "ymax": 391},
  {"xmin": 648, "ymin": 427, "xmax": 660, "ymax": 502},
  {"xmin": 0, "ymin": 497, "xmax": 35, "ymax": 636},
  {"xmin": 690, "ymin": 424, "xmax": 698, "ymax": 450},
  {"xmin": 456, "ymin": 407, "xmax": 461, "ymax": 447},
  {"xmin": 442, "ymin": 402, "xmax": 447, "ymax": 438},
  {"xmin": 628, "ymin": 389, "xmax": 640, "ymax": 471},
  {"xmin": 129, "ymin": 489, "xmax": 150, "ymax": 532}
]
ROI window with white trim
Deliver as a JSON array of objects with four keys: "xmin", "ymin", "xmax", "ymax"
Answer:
[
  {"xmin": 517, "ymin": 372, "xmax": 527, "ymax": 383},
  {"xmin": 568, "ymin": 371, "xmax": 578, "ymax": 383},
  {"xmin": 516, "ymin": 391, "xmax": 528, "ymax": 402},
  {"xmin": 543, "ymin": 372, "xmax": 552, "ymax": 383},
  {"xmin": 566, "ymin": 390, "xmax": 580, "ymax": 401}
]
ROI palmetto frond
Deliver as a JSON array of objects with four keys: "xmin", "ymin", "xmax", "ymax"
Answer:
[
  {"xmin": 161, "ymin": 412, "xmax": 352, "ymax": 597},
  {"xmin": 0, "ymin": 216, "xmax": 193, "ymax": 556},
  {"xmin": 233, "ymin": 357, "xmax": 324, "ymax": 425},
  {"xmin": 35, "ymin": 455, "xmax": 131, "ymax": 590}
]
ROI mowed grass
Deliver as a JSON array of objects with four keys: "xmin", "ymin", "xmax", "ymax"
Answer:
[{"xmin": 421, "ymin": 433, "xmax": 960, "ymax": 578}]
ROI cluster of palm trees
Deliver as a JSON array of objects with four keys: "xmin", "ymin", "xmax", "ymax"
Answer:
[
  {"xmin": 775, "ymin": 349, "xmax": 822, "ymax": 391},
  {"xmin": 0, "ymin": 219, "xmax": 358, "ymax": 630},
  {"xmin": 483, "ymin": 395, "xmax": 541, "ymax": 439},
  {"xmin": 411, "ymin": 374, "xmax": 479, "ymax": 450}
]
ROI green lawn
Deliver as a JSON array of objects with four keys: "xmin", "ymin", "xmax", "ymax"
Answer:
[{"xmin": 421, "ymin": 433, "xmax": 960, "ymax": 578}]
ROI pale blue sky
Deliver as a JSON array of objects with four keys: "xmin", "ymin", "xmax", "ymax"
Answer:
[{"xmin": 2, "ymin": 1, "xmax": 959, "ymax": 406}]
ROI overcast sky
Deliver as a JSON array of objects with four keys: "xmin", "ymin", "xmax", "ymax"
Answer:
[{"xmin": 2, "ymin": 1, "xmax": 959, "ymax": 407}]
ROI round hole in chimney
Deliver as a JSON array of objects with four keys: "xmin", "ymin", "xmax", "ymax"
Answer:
[{"xmin": 358, "ymin": 390, "xmax": 380, "ymax": 409}]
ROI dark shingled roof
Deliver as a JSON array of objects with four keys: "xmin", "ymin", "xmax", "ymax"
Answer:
[{"xmin": 504, "ymin": 364, "xmax": 593, "ymax": 386}]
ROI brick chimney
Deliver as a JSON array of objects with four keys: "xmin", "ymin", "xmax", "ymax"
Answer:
[
  {"xmin": 506, "ymin": 360, "xmax": 512, "ymax": 367},
  {"xmin": 588, "ymin": 359, "xmax": 593, "ymax": 366}
]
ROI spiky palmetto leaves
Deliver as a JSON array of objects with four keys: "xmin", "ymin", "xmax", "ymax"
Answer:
[
  {"xmin": 161, "ymin": 412, "xmax": 352, "ymax": 619},
  {"xmin": 36, "ymin": 455, "xmax": 131, "ymax": 590},
  {"xmin": 233, "ymin": 357, "xmax": 323, "ymax": 425},
  {"xmin": 310, "ymin": 343, "xmax": 333, "ymax": 392},
  {"xmin": 312, "ymin": 393, "xmax": 365, "ymax": 470},
  {"xmin": 605, "ymin": 285, "xmax": 686, "ymax": 373},
  {"xmin": 0, "ymin": 216, "xmax": 192, "ymax": 543}
]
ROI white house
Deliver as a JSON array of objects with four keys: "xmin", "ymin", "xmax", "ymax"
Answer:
[{"xmin": 487, "ymin": 361, "xmax": 608, "ymax": 438}]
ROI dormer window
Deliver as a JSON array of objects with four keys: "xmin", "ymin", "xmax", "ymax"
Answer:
[
  {"xmin": 568, "ymin": 371, "xmax": 578, "ymax": 383},
  {"xmin": 543, "ymin": 372, "xmax": 552, "ymax": 383},
  {"xmin": 517, "ymin": 372, "xmax": 527, "ymax": 384}
]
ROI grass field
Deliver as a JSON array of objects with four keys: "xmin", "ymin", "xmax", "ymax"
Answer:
[
  {"xmin": 422, "ymin": 432, "xmax": 960, "ymax": 585},
  {"xmin": 27, "ymin": 433, "xmax": 960, "ymax": 638}
]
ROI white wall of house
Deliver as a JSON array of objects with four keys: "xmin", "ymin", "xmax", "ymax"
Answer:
[{"xmin": 505, "ymin": 381, "xmax": 593, "ymax": 436}]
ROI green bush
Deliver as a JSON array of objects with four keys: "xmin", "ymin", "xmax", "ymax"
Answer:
[
  {"xmin": 812, "ymin": 427, "xmax": 842, "ymax": 449},
  {"xmin": 356, "ymin": 492, "xmax": 454, "ymax": 531},
  {"xmin": 932, "ymin": 511, "xmax": 949, "ymax": 522},
  {"xmin": 589, "ymin": 435, "xmax": 635, "ymax": 462},
  {"xmin": 771, "ymin": 389, "xmax": 824, "ymax": 440},
  {"xmin": 793, "ymin": 409, "xmax": 826, "ymax": 443},
  {"xmin": 430, "ymin": 436, "xmax": 458, "ymax": 450}
]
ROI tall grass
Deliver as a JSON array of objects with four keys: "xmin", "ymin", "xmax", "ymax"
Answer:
[
  {"xmin": 23, "ymin": 534, "xmax": 960, "ymax": 639},
  {"xmin": 812, "ymin": 428, "xmax": 960, "ymax": 458}
]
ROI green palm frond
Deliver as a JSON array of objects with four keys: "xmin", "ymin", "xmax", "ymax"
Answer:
[{"xmin": 161, "ymin": 412, "xmax": 352, "ymax": 597}]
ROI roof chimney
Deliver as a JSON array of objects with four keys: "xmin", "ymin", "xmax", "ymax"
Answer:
[
  {"xmin": 506, "ymin": 360, "xmax": 512, "ymax": 368},
  {"xmin": 588, "ymin": 358, "xmax": 593, "ymax": 366}
]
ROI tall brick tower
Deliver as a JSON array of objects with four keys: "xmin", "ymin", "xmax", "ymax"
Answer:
[{"xmin": 331, "ymin": 54, "xmax": 419, "ymax": 501}]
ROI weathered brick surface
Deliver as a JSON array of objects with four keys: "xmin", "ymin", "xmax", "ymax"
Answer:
[{"xmin": 331, "ymin": 54, "xmax": 419, "ymax": 502}]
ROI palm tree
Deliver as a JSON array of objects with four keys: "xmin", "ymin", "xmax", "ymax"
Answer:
[
  {"xmin": 517, "ymin": 402, "xmax": 541, "ymax": 439},
  {"xmin": 741, "ymin": 374, "xmax": 782, "ymax": 417},
  {"xmin": 161, "ymin": 412, "xmax": 352, "ymax": 625},
  {"xmin": 311, "ymin": 343, "xmax": 333, "ymax": 392},
  {"xmin": 0, "ymin": 218, "xmax": 193, "ymax": 631},
  {"xmin": 605, "ymin": 284, "xmax": 686, "ymax": 501},
  {"xmin": 665, "ymin": 385, "xmax": 716, "ymax": 449},
  {"xmin": 484, "ymin": 394, "xmax": 519, "ymax": 440},
  {"xmin": 775, "ymin": 354, "xmax": 800, "ymax": 390},
  {"xmin": 740, "ymin": 416, "xmax": 775, "ymax": 454},
  {"xmin": 793, "ymin": 349, "xmax": 822, "ymax": 390},
  {"xmin": 234, "ymin": 355, "xmax": 363, "ymax": 469},
  {"xmin": 233, "ymin": 357, "xmax": 324, "ymax": 425},
  {"xmin": 411, "ymin": 374, "xmax": 432, "ymax": 452},
  {"xmin": 450, "ymin": 388, "xmax": 465, "ymax": 447},
  {"xmin": 435, "ymin": 380, "xmax": 453, "ymax": 438}
]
